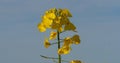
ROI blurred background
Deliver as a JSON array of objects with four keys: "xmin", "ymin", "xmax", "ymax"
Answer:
[{"xmin": 0, "ymin": 0, "xmax": 120, "ymax": 63}]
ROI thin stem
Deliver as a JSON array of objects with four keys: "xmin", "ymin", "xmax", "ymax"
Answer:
[
  {"xmin": 40, "ymin": 55, "xmax": 58, "ymax": 59},
  {"xmin": 51, "ymin": 40, "xmax": 64, "ymax": 45},
  {"xmin": 57, "ymin": 31, "xmax": 61, "ymax": 63},
  {"xmin": 40, "ymin": 55, "xmax": 69, "ymax": 63}
]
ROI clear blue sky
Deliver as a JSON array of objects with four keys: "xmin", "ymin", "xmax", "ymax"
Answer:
[{"xmin": 0, "ymin": 0, "xmax": 120, "ymax": 63}]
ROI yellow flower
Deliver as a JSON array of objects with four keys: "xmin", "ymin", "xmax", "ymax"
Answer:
[
  {"xmin": 60, "ymin": 17, "xmax": 69, "ymax": 26},
  {"xmin": 45, "ymin": 13, "xmax": 56, "ymax": 19},
  {"xmin": 49, "ymin": 31, "xmax": 57, "ymax": 40},
  {"xmin": 44, "ymin": 8, "xmax": 56, "ymax": 19},
  {"xmin": 64, "ymin": 22, "xmax": 76, "ymax": 31},
  {"xmin": 57, "ymin": 48, "xmax": 64, "ymax": 54},
  {"xmin": 51, "ymin": 17, "xmax": 64, "ymax": 31},
  {"xmin": 42, "ymin": 16, "xmax": 53, "ymax": 28},
  {"xmin": 70, "ymin": 60, "xmax": 81, "ymax": 63},
  {"xmin": 37, "ymin": 15, "xmax": 54, "ymax": 32},
  {"xmin": 55, "ymin": 17, "xmax": 61, "ymax": 24},
  {"xmin": 47, "ymin": 8, "xmax": 57, "ymax": 13},
  {"xmin": 38, "ymin": 8, "xmax": 76, "ymax": 32},
  {"xmin": 44, "ymin": 38, "xmax": 51, "ymax": 48},
  {"xmin": 58, "ymin": 27, "xmax": 63, "ymax": 32},
  {"xmin": 51, "ymin": 20, "xmax": 62, "ymax": 30},
  {"xmin": 63, "ymin": 37, "xmax": 73, "ymax": 46},
  {"xmin": 37, "ymin": 23, "xmax": 46, "ymax": 32},
  {"xmin": 58, "ymin": 46, "xmax": 71, "ymax": 55},
  {"xmin": 59, "ymin": 9, "xmax": 72, "ymax": 17},
  {"xmin": 71, "ymin": 35, "xmax": 80, "ymax": 45}
]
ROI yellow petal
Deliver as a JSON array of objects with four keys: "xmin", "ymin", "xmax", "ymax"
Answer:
[
  {"xmin": 60, "ymin": 9, "xmax": 72, "ymax": 17},
  {"xmin": 64, "ymin": 22, "xmax": 76, "ymax": 31},
  {"xmin": 58, "ymin": 46, "xmax": 71, "ymax": 55},
  {"xmin": 57, "ymin": 48, "xmax": 64, "ymax": 55},
  {"xmin": 59, "ymin": 17, "xmax": 70, "ymax": 26},
  {"xmin": 58, "ymin": 27, "xmax": 63, "ymax": 32},
  {"xmin": 51, "ymin": 21, "xmax": 62, "ymax": 30},
  {"xmin": 42, "ymin": 17, "xmax": 53, "ymax": 28},
  {"xmin": 71, "ymin": 35, "xmax": 80, "ymax": 45},
  {"xmin": 63, "ymin": 37, "xmax": 73, "ymax": 46},
  {"xmin": 48, "ymin": 8, "xmax": 57, "ymax": 13},
  {"xmin": 70, "ymin": 60, "xmax": 81, "ymax": 63},
  {"xmin": 49, "ymin": 31, "xmax": 57, "ymax": 40},
  {"xmin": 54, "ymin": 17, "xmax": 61, "ymax": 24},
  {"xmin": 45, "ymin": 13, "xmax": 56, "ymax": 19},
  {"xmin": 62, "ymin": 46, "xmax": 71, "ymax": 54},
  {"xmin": 44, "ymin": 38, "xmax": 51, "ymax": 48},
  {"xmin": 37, "ymin": 23, "xmax": 46, "ymax": 32}
]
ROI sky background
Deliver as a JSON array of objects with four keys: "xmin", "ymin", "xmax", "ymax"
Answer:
[{"xmin": 0, "ymin": 0, "xmax": 120, "ymax": 63}]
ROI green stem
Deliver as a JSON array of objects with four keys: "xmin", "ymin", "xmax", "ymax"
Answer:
[
  {"xmin": 40, "ymin": 55, "xmax": 69, "ymax": 62},
  {"xmin": 57, "ymin": 31, "xmax": 61, "ymax": 63},
  {"xmin": 51, "ymin": 40, "xmax": 64, "ymax": 45}
]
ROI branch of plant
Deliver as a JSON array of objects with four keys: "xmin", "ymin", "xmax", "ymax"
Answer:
[
  {"xmin": 40, "ymin": 55, "xmax": 69, "ymax": 62},
  {"xmin": 51, "ymin": 40, "xmax": 64, "ymax": 45}
]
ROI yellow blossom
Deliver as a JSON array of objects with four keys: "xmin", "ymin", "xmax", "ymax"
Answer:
[
  {"xmin": 71, "ymin": 35, "xmax": 80, "ymax": 45},
  {"xmin": 38, "ymin": 8, "xmax": 76, "ymax": 32},
  {"xmin": 44, "ymin": 12, "xmax": 56, "ymax": 19},
  {"xmin": 37, "ymin": 23, "xmax": 46, "ymax": 32},
  {"xmin": 58, "ymin": 46, "xmax": 71, "ymax": 55},
  {"xmin": 58, "ymin": 27, "xmax": 63, "ymax": 32},
  {"xmin": 51, "ymin": 20, "xmax": 62, "ymax": 30},
  {"xmin": 49, "ymin": 31, "xmax": 57, "ymax": 40},
  {"xmin": 60, "ymin": 17, "xmax": 70, "ymax": 25},
  {"xmin": 63, "ymin": 37, "xmax": 73, "ymax": 46},
  {"xmin": 55, "ymin": 17, "xmax": 61, "ymax": 24},
  {"xmin": 59, "ymin": 9, "xmax": 72, "ymax": 17},
  {"xmin": 64, "ymin": 22, "xmax": 76, "ymax": 31},
  {"xmin": 70, "ymin": 60, "xmax": 81, "ymax": 63},
  {"xmin": 44, "ymin": 38, "xmax": 51, "ymax": 48},
  {"xmin": 47, "ymin": 8, "xmax": 57, "ymax": 13},
  {"xmin": 42, "ymin": 16, "xmax": 53, "ymax": 28}
]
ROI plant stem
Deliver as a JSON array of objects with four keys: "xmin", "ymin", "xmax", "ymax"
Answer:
[{"xmin": 57, "ymin": 31, "xmax": 61, "ymax": 63}]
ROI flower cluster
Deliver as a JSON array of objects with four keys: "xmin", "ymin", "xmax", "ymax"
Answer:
[
  {"xmin": 38, "ymin": 8, "xmax": 81, "ymax": 63},
  {"xmin": 58, "ymin": 35, "xmax": 80, "ymax": 55},
  {"xmin": 38, "ymin": 8, "xmax": 80, "ymax": 55},
  {"xmin": 37, "ymin": 8, "xmax": 76, "ymax": 32}
]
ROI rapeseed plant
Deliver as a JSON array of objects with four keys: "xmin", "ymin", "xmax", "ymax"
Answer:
[{"xmin": 38, "ymin": 8, "xmax": 82, "ymax": 63}]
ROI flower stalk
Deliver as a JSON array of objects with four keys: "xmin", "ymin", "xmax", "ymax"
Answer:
[{"xmin": 57, "ymin": 31, "xmax": 61, "ymax": 63}]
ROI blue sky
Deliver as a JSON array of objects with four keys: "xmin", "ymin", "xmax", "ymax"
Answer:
[{"xmin": 0, "ymin": 0, "xmax": 120, "ymax": 63}]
